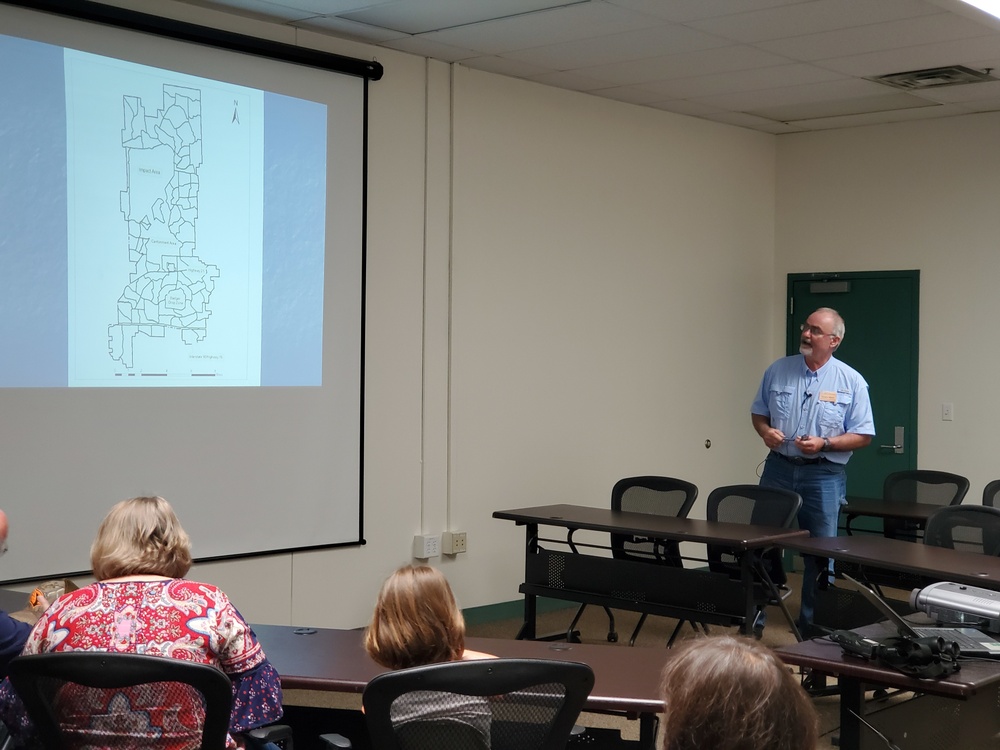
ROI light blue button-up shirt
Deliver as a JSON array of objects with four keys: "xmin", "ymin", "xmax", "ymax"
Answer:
[{"xmin": 751, "ymin": 355, "xmax": 875, "ymax": 465}]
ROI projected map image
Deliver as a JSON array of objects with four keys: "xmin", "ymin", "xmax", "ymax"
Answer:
[
  {"xmin": 66, "ymin": 51, "xmax": 264, "ymax": 386},
  {"xmin": 107, "ymin": 84, "xmax": 221, "ymax": 370}
]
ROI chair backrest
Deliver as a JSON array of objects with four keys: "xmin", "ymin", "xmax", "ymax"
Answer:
[
  {"xmin": 362, "ymin": 658, "xmax": 594, "ymax": 750},
  {"xmin": 610, "ymin": 476, "xmax": 698, "ymax": 564},
  {"xmin": 983, "ymin": 479, "xmax": 1000, "ymax": 507},
  {"xmin": 705, "ymin": 485, "xmax": 802, "ymax": 578},
  {"xmin": 705, "ymin": 484, "xmax": 802, "ymax": 528},
  {"xmin": 883, "ymin": 470, "xmax": 970, "ymax": 505},
  {"xmin": 882, "ymin": 470, "xmax": 970, "ymax": 540},
  {"xmin": 8, "ymin": 652, "xmax": 233, "ymax": 750},
  {"xmin": 924, "ymin": 505, "xmax": 1000, "ymax": 556}
]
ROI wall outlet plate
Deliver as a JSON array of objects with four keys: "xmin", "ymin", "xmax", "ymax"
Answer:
[
  {"xmin": 442, "ymin": 531, "xmax": 468, "ymax": 554},
  {"xmin": 412, "ymin": 534, "xmax": 440, "ymax": 559}
]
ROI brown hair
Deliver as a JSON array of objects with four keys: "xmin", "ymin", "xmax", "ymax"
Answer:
[
  {"xmin": 90, "ymin": 496, "xmax": 193, "ymax": 580},
  {"xmin": 659, "ymin": 636, "xmax": 818, "ymax": 750},
  {"xmin": 364, "ymin": 565, "xmax": 465, "ymax": 669}
]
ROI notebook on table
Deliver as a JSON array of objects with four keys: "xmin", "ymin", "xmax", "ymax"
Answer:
[{"xmin": 840, "ymin": 574, "xmax": 1000, "ymax": 658}]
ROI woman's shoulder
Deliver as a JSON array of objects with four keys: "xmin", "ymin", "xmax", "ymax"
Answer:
[{"xmin": 167, "ymin": 578, "xmax": 229, "ymax": 600}]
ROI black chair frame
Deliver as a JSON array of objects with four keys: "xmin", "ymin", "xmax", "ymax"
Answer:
[
  {"xmin": 924, "ymin": 504, "xmax": 1000, "ymax": 556},
  {"xmin": 360, "ymin": 658, "xmax": 594, "ymax": 750},
  {"xmin": 8, "ymin": 652, "xmax": 233, "ymax": 750},
  {"xmin": 564, "ymin": 475, "xmax": 697, "ymax": 646}
]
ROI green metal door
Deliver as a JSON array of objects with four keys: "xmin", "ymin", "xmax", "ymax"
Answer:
[{"xmin": 787, "ymin": 271, "xmax": 919, "ymax": 500}]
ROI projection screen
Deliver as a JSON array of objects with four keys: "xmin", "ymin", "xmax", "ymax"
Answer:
[{"xmin": 0, "ymin": 0, "xmax": 378, "ymax": 581}]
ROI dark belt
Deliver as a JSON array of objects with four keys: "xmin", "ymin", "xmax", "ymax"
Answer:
[{"xmin": 770, "ymin": 451, "xmax": 825, "ymax": 466}]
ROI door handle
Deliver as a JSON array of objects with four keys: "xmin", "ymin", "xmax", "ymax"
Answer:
[{"xmin": 879, "ymin": 426, "xmax": 904, "ymax": 454}]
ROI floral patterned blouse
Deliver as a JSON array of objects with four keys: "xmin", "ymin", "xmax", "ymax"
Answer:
[{"xmin": 0, "ymin": 578, "xmax": 283, "ymax": 748}]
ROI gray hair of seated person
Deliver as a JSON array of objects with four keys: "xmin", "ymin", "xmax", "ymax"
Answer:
[
  {"xmin": 91, "ymin": 496, "xmax": 193, "ymax": 580},
  {"xmin": 659, "ymin": 635, "xmax": 818, "ymax": 750}
]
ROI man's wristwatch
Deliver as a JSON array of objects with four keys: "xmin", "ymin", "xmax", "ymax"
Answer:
[{"xmin": 821, "ymin": 437, "xmax": 832, "ymax": 452}]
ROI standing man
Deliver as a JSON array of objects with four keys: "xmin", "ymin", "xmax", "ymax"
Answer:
[{"xmin": 751, "ymin": 307, "xmax": 875, "ymax": 635}]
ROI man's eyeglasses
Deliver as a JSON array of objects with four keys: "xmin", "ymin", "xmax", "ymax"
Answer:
[{"xmin": 800, "ymin": 323, "xmax": 835, "ymax": 338}]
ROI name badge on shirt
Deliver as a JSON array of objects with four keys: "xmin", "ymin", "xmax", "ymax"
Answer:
[{"xmin": 819, "ymin": 391, "xmax": 837, "ymax": 403}]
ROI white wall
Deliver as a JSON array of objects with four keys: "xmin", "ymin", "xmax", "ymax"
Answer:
[
  {"xmin": 71, "ymin": 0, "xmax": 778, "ymax": 628},
  {"xmin": 775, "ymin": 113, "xmax": 1000, "ymax": 502}
]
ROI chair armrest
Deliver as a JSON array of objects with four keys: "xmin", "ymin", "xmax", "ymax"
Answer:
[
  {"xmin": 319, "ymin": 732, "xmax": 353, "ymax": 749},
  {"xmin": 248, "ymin": 723, "xmax": 294, "ymax": 749}
]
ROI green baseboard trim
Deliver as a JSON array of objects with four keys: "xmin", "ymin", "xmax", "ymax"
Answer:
[{"xmin": 463, "ymin": 598, "xmax": 575, "ymax": 627}]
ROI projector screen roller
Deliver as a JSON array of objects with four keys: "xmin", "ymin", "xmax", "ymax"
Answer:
[{"xmin": 0, "ymin": 1, "xmax": 370, "ymax": 581}]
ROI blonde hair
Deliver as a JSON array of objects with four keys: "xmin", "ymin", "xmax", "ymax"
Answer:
[
  {"xmin": 364, "ymin": 565, "xmax": 465, "ymax": 669},
  {"xmin": 659, "ymin": 636, "xmax": 818, "ymax": 750},
  {"xmin": 90, "ymin": 496, "xmax": 193, "ymax": 580}
]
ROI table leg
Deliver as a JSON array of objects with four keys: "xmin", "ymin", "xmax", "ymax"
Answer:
[
  {"xmin": 638, "ymin": 714, "xmax": 658, "ymax": 750},
  {"xmin": 740, "ymin": 551, "xmax": 755, "ymax": 636},
  {"xmin": 516, "ymin": 522, "xmax": 539, "ymax": 640},
  {"xmin": 838, "ymin": 676, "xmax": 863, "ymax": 750}
]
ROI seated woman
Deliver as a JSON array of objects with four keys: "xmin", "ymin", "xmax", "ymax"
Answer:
[
  {"xmin": 364, "ymin": 565, "xmax": 493, "ymax": 739},
  {"xmin": 659, "ymin": 635, "xmax": 818, "ymax": 750},
  {"xmin": 0, "ymin": 496, "xmax": 283, "ymax": 749}
]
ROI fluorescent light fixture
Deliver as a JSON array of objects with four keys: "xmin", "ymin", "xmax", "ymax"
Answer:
[{"xmin": 960, "ymin": 0, "xmax": 1000, "ymax": 20}]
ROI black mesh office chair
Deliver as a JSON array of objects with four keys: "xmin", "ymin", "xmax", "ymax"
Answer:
[
  {"xmin": 354, "ymin": 658, "xmax": 594, "ymax": 750},
  {"xmin": 564, "ymin": 476, "xmax": 698, "ymax": 645},
  {"xmin": 924, "ymin": 505, "xmax": 1000, "ymax": 556},
  {"xmin": 7, "ymin": 652, "xmax": 292, "ymax": 750},
  {"xmin": 699, "ymin": 484, "xmax": 802, "ymax": 640},
  {"xmin": 881, "ymin": 470, "xmax": 970, "ymax": 541},
  {"xmin": 982, "ymin": 480, "xmax": 1000, "ymax": 508}
]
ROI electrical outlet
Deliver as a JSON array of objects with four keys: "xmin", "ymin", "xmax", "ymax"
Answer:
[
  {"xmin": 442, "ymin": 531, "xmax": 468, "ymax": 555},
  {"xmin": 942, "ymin": 402, "xmax": 954, "ymax": 421},
  {"xmin": 412, "ymin": 534, "xmax": 440, "ymax": 559}
]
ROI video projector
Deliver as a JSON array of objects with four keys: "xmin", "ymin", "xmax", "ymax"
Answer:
[{"xmin": 910, "ymin": 581, "xmax": 1000, "ymax": 634}]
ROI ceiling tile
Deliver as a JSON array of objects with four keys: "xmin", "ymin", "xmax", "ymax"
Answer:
[
  {"xmin": 340, "ymin": 0, "xmax": 586, "ymax": 35},
  {"xmin": 789, "ymin": 101, "xmax": 967, "ymax": 129},
  {"xmin": 380, "ymin": 36, "xmax": 479, "ymax": 62},
  {"xmin": 751, "ymin": 91, "xmax": 937, "ymax": 121},
  {"xmin": 639, "ymin": 62, "xmax": 846, "ymax": 100},
  {"xmin": 297, "ymin": 15, "xmax": 409, "ymax": 43},
  {"xmin": 416, "ymin": 2, "xmax": 657, "ymax": 56},
  {"xmin": 500, "ymin": 23, "xmax": 729, "ymax": 70},
  {"xmin": 607, "ymin": 0, "xmax": 810, "ymax": 24},
  {"xmin": 816, "ymin": 34, "xmax": 1000, "ymax": 76},
  {"xmin": 579, "ymin": 44, "xmax": 794, "ymax": 86},
  {"xmin": 690, "ymin": 77, "xmax": 894, "ymax": 111},
  {"xmin": 758, "ymin": 12, "xmax": 997, "ymax": 61},
  {"xmin": 694, "ymin": 109, "xmax": 806, "ymax": 133},
  {"xmin": 172, "ymin": 0, "xmax": 1000, "ymax": 134},
  {"xmin": 461, "ymin": 55, "xmax": 551, "ymax": 79},
  {"xmin": 686, "ymin": 0, "xmax": 941, "ymax": 44}
]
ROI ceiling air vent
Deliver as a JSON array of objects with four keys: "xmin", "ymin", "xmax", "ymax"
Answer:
[{"xmin": 872, "ymin": 65, "xmax": 997, "ymax": 90}]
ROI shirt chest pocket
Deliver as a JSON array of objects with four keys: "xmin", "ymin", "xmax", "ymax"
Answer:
[
  {"xmin": 769, "ymin": 386, "xmax": 796, "ymax": 419},
  {"xmin": 819, "ymin": 392, "xmax": 852, "ymax": 431}
]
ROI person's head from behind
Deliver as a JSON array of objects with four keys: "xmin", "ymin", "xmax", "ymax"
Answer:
[
  {"xmin": 365, "ymin": 564, "xmax": 465, "ymax": 670},
  {"xmin": 90, "ymin": 496, "xmax": 193, "ymax": 581},
  {"xmin": 659, "ymin": 635, "xmax": 817, "ymax": 750}
]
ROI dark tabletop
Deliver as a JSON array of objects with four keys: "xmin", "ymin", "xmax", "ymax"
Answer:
[
  {"xmin": 252, "ymin": 624, "xmax": 669, "ymax": 715},
  {"xmin": 779, "ymin": 535, "xmax": 1000, "ymax": 590},
  {"xmin": 493, "ymin": 504, "xmax": 808, "ymax": 550},
  {"xmin": 843, "ymin": 497, "xmax": 945, "ymax": 522},
  {"xmin": 775, "ymin": 622, "xmax": 1000, "ymax": 699}
]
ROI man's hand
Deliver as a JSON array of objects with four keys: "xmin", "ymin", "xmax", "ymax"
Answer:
[
  {"xmin": 752, "ymin": 414, "xmax": 784, "ymax": 449},
  {"xmin": 760, "ymin": 427, "xmax": 786, "ymax": 450},
  {"xmin": 795, "ymin": 435, "xmax": 824, "ymax": 455}
]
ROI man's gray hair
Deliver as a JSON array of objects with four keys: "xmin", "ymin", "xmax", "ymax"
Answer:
[{"xmin": 816, "ymin": 307, "xmax": 845, "ymax": 340}]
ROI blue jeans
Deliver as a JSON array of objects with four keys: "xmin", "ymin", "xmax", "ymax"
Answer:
[{"xmin": 760, "ymin": 453, "xmax": 846, "ymax": 631}]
